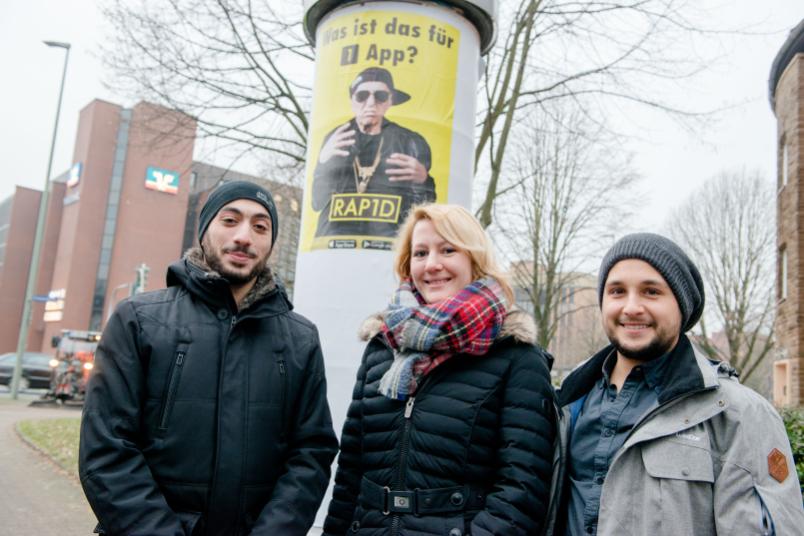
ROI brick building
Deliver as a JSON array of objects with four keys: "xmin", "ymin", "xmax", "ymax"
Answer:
[
  {"xmin": 0, "ymin": 181, "xmax": 66, "ymax": 353},
  {"xmin": 0, "ymin": 99, "xmax": 301, "ymax": 355},
  {"xmin": 770, "ymin": 19, "xmax": 804, "ymax": 407}
]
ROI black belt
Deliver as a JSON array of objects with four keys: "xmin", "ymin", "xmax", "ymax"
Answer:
[{"xmin": 359, "ymin": 476, "xmax": 486, "ymax": 516}]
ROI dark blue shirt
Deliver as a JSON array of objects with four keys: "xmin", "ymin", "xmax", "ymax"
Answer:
[{"xmin": 565, "ymin": 350, "xmax": 673, "ymax": 535}]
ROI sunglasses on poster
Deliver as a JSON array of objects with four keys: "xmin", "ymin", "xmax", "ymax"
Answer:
[{"xmin": 353, "ymin": 90, "xmax": 391, "ymax": 103}]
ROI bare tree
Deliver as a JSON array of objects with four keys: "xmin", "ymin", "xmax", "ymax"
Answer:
[
  {"xmin": 494, "ymin": 107, "xmax": 639, "ymax": 352},
  {"xmin": 101, "ymin": 0, "xmax": 311, "ymax": 171},
  {"xmin": 101, "ymin": 0, "xmax": 721, "ymax": 196},
  {"xmin": 474, "ymin": 0, "xmax": 718, "ymax": 227},
  {"xmin": 668, "ymin": 170, "xmax": 775, "ymax": 382}
]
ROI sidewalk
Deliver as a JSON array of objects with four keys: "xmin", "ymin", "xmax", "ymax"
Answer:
[
  {"xmin": 0, "ymin": 389, "xmax": 324, "ymax": 535},
  {"xmin": 0, "ymin": 391, "xmax": 96, "ymax": 534}
]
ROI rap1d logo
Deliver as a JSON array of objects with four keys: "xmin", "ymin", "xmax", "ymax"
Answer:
[
  {"xmin": 67, "ymin": 162, "xmax": 82, "ymax": 188},
  {"xmin": 145, "ymin": 166, "xmax": 180, "ymax": 195}
]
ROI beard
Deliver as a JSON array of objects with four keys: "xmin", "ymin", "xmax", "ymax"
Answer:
[
  {"xmin": 610, "ymin": 336, "xmax": 673, "ymax": 362},
  {"xmin": 608, "ymin": 326, "xmax": 678, "ymax": 362},
  {"xmin": 202, "ymin": 238, "xmax": 266, "ymax": 285}
]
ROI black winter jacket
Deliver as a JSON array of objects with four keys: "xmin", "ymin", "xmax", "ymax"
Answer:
[
  {"xmin": 323, "ymin": 311, "xmax": 556, "ymax": 536},
  {"xmin": 79, "ymin": 249, "xmax": 338, "ymax": 535}
]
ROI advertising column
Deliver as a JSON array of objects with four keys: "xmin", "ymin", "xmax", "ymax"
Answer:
[{"xmin": 296, "ymin": 0, "xmax": 496, "ymax": 443}]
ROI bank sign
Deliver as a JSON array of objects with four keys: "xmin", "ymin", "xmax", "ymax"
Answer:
[
  {"xmin": 67, "ymin": 162, "xmax": 82, "ymax": 188},
  {"xmin": 145, "ymin": 166, "xmax": 180, "ymax": 195}
]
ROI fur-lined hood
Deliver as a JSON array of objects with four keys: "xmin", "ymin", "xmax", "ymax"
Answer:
[
  {"xmin": 358, "ymin": 306, "xmax": 538, "ymax": 345},
  {"xmin": 179, "ymin": 247, "xmax": 279, "ymax": 311}
]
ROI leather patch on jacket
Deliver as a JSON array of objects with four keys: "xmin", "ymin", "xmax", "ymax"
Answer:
[{"xmin": 768, "ymin": 448, "xmax": 789, "ymax": 482}]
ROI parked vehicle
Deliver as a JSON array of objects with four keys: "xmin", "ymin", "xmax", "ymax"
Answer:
[{"xmin": 0, "ymin": 352, "xmax": 57, "ymax": 390}]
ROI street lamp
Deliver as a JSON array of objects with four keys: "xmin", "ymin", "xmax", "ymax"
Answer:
[{"xmin": 10, "ymin": 40, "xmax": 71, "ymax": 399}]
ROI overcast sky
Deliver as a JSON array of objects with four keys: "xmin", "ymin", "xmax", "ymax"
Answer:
[{"xmin": 1, "ymin": 1, "xmax": 802, "ymax": 232}]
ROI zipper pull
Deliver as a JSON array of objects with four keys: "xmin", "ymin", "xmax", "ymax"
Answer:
[
  {"xmin": 278, "ymin": 360, "xmax": 286, "ymax": 375},
  {"xmin": 176, "ymin": 352, "xmax": 185, "ymax": 366},
  {"xmin": 404, "ymin": 397, "xmax": 415, "ymax": 419},
  {"xmin": 231, "ymin": 315, "xmax": 236, "ymax": 327}
]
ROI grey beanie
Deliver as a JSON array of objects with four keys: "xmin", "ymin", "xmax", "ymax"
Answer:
[
  {"xmin": 597, "ymin": 233, "xmax": 705, "ymax": 332},
  {"xmin": 198, "ymin": 180, "xmax": 278, "ymax": 245}
]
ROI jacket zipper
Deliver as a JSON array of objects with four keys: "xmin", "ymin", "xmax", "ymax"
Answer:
[
  {"xmin": 390, "ymin": 396, "xmax": 416, "ymax": 536},
  {"xmin": 205, "ymin": 310, "xmax": 237, "ymax": 534},
  {"xmin": 158, "ymin": 350, "xmax": 187, "ymax": 431},
  {"xmin": 388, "ymin": 368, "xmax": 445, "ymax": 536}
]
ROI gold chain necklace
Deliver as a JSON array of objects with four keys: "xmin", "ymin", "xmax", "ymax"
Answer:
[{"xmin": 353, "ymin": 136, "xmax": 384, "ymax": 194}]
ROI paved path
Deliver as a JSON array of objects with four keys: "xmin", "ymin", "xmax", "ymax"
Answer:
[
  {"xmin": 0, "ymin": 389, "xmax": 324, "ymax": 535},
  {"xmin": 0, "ymin": 391, "xmax": 96, "ymax": 534}
]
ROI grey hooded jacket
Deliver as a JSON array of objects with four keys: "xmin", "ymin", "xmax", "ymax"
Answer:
[{"xmin": 545, "ymin": 335, "xmax": 804, "ymax": 536}]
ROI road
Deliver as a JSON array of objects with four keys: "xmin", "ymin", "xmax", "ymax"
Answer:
[{"xmin": 0, "ymin": 388, "xmax": 324, "ymax": 535}]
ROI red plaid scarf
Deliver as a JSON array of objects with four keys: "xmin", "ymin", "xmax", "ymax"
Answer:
[{"xmin": 378, "ymin": 277, "xmax": 508, "ymax": 400}]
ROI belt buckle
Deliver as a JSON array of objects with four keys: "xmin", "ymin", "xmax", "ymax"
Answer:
[{"xmin": 388, "ymin": 490, "xmax": 415, "ymax": 514}]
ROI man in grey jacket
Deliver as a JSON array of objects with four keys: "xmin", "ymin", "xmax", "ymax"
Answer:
[{"xmin": 548, "ymin": 233, "xmax": 804, "ymax": 535}]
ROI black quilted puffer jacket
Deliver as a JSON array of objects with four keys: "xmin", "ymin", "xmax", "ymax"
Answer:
[{"xmin": 323, "ymin": 310, "xmax": 556, "ymax": 536}]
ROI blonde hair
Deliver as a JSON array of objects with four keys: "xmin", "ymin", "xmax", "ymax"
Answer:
[{"xmin": 393, "ymin": 203, "xmax": 514, "ymax": 302}]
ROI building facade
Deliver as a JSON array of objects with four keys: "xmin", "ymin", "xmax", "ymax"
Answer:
[
  {"xmin": 0, "ymin": 182, "xmax": 66, "ymax": 354},
  {"xmin": 510, "ymin": 262, "xmax": 606, "ymax": 377},
  {"xmin": 770, "ymin": 20, "xmax": 804, "ymax": 407},
  {"xmin": 40, "ymin": 100, "xmax": 196, "ymax": 348},
  {"xmin": 0, "ymin": 99, "xmax": 302, "ymax": 354}
]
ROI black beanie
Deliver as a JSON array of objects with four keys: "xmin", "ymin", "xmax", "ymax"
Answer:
[
  {"xmin": 198, "ymin": 181, "xmax": 278, "ymax": 245},
  {"xmin": 597, "ymin": 233, "xmax": 705, "ymax": 332}
]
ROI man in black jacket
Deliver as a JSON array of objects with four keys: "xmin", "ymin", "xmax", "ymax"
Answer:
[
  {"xmin": 79, "ymin": 181, "xmax": 339, "ymax": 535},
  {"xmin": 311, "ymin": 67, "xmax": 436, "ymax": 248}
]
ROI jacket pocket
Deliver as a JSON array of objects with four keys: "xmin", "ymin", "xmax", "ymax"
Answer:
[
  {"xmin": 158, "ymin": 343, "xmax": 190, "ymax": 432},
  {"xmin": 755, "ymin": 487, "xmax": 775, "ymax": 536},
  {"xmin": 276, "ymin": 358, "xmax": 288, "ymax": 441},
  {"xmin": 636, "ymin": 439, "xmax": 716, "ymax": 535},
  {"xmin": 641, "ymin": 438, "xmax": 714, "ymax": 482}
]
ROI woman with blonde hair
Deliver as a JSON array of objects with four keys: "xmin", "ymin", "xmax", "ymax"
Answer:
[{"xmin": 323, "ymin": 203, "xmax": 556, "ymax": 536}]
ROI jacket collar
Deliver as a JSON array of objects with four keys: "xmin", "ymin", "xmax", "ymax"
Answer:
[
  {"xmin": 557, "ymin": 334, "xmax": 717, "ymax": 407},
  {"xmin": 166, "ymin": 247, "xmax": 291, "ymax": 315}
]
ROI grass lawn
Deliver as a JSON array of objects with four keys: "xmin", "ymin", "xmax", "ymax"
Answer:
[{"xmin": 17, "ymin": 417, "xmax": 81, "ymax": 478}]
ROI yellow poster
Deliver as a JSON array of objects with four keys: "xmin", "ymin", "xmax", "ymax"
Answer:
[{"xmin": 301, "ymin": 9, "xmax": 459, "ymax": 252}]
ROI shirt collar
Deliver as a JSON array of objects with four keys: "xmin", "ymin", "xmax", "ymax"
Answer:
[{"xmin": 600, "ymin": 346, "xmax": 674, "ymax": 390}]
